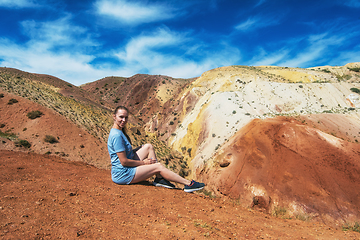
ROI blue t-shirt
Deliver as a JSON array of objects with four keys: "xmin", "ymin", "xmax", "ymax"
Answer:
[{"xmin": 107, "ymin": 128, "xmax": 136, "ymax": 184}]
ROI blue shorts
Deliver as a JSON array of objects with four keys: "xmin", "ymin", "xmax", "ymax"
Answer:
[{"xmin": 111, "ymin": 166, "xmax": 136, "ymax": 185}]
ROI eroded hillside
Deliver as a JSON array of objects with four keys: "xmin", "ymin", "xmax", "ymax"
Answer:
[
  {"xmin": 0, "ymin": 68, "xmax": 185, "ymax": 172},
  {"xmin": 1, "ymin": 63, "xmax": 360, "ymax": 226},
  {"xmin": 200, "ymin": 117, "xmax": 360, "ymax": 225},
  {"xmin": 168, "ymin": 64, "xmax": 360, "ymax": 170}
]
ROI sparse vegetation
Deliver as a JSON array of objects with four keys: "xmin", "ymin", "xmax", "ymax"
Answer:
[
  {"xmin": 350, "ymin": 88, "xmax": 360, "ymax": 94},
  {"xmin": 201, "ymin": 189, "xmax": 216, "ymax": 198},
  {"xmin": 273, "ymin": 206, "xmax": 287, "ymax": 218},
  {"xmin": 8, "ymin": 98, "xmax": 18, "ymax": 105},
  {"xmin": 187, "ymin": 148, "xmax": 192, "ymax": 157},
  {"xmin": 295, "ymin": 213, "xmax": 312, "ymax": 222},
  {"xmin": 44, "ymin": 135, "xmax": 58, "ymax": 144},
  {"xmin": 0, "ymin": 129, "xmax": 17, "ymax": 140},
  {"xmin": 179, "ymin": 167, "xmax": 189, "ymax": 177},
  {"xmin": 348, "ymin": 67, "xmax": 360, "ymax": 72},
  {"xmin": 27, "ymin": 110, "xmax": 43, "ymax": 119},
  {"xmin": 336, "ymin": 74, "xmax": 351, "ymax": 81},
  {"xmin": 15, "ymin": 139, "xmax": 31, "ymax": 148},
  {"xmin": 343, "ymin": 222, "xmax": 360, "ymax": 233}
]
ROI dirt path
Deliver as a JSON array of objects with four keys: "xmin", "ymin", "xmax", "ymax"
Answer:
[{"xmin": 1, "ymin": 150, "xmax": 359, "ymax": 239}]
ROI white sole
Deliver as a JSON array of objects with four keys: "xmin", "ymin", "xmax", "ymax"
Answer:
[
  {"xmin": 153, "ymin": 183, "xmax": 175, "ymax": 189},
  {"xmin": 184, "ymin": 186, "xmax": 204, "ymax": 193}
]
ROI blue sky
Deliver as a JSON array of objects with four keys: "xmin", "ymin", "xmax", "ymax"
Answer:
[{"xmin": 0, "ymin": 0, "xmax": 359, "ymax": 85}]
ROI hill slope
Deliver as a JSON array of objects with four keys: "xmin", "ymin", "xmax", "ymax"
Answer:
[
  {"xmin": 200, "ymin": 117, "xmax": 360, "ymax": 225},
  {"xmin": 1, "ymin": 63, "xmax": 360, "ymax": 226},
  {"xmin": 0, "ymin": 68, "xmax": 186, "ymax": 172},
  {"xmin": 1, "ymin": 150, "xmax": 360, "ymax": 239},
  {"xmin": 0, "ymin": 91, "xmax": 108, "ymax": 168}
]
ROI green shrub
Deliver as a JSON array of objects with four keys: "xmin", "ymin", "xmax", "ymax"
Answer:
[
  {"xmin": 8, "ymin": 98, "xmax": 18, "ymax": 105},
  {"xmin": 44, "ymin": 135, "xmax": 58, "ymax": 144},
  {"xmin": 273, "ymin": 206, "xmax": 287, "ymax": 218},
  {"xmin": 343, "ymin": 222, "xmax": 360, "ymax": 233},
  {"xmin": 0, "ymin": 93, "xmax": 4, "ymax": 98},
  {"xmin": 179, "ymin": 168, "xmax": 189, "ymax": 177},
  {"xmin": 27, "ymin": 110, "xmax": 43, "ymax": 119},
  {"xmin": 350, "ymin": 88, "xmax": 360, "ymax": 94},
  {"xmin": 348, "ymin": 67, "xmax": 360, "ymax": 72},
  {"xmin": 0, "ymin": 129, "xmax": 16, "ymax": 139},
  {"xmin": 336, "ymin": 74, "xmax": 352, "ymax": 81},
  {"xmin": 16, "ymin": 139, "xmax": 31, "ymax": 148}
]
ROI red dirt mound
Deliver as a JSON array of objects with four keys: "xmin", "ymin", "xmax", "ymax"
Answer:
[
  {"xmin": 200, "ymin": 117, "xmax": 360, "ymax": 226},
  {"xmin": 1, "ymin": 150, "xmax": 360, "ymax": 239},
  {"xmin": 0, "ymin": 91, "xmax": 108, "ymax": 169}
]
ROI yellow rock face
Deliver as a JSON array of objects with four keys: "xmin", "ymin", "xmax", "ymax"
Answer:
[{"xmin": 170, "ymin": 63, "xmax": 360, "ymax": 177}]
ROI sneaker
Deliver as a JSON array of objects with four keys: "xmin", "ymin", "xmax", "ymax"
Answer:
[
  {"xmin": 184, "ymin": 180, "xmax": 205, "ymax": 193},
  {"xmin": 153, "ymin": 177, "xmax": 175, "ymax": 189}
]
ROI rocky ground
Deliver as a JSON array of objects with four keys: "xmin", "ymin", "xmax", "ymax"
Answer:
[{"xmin": 1, "ymin": 150, "xmax": 360, "ymax": 239}]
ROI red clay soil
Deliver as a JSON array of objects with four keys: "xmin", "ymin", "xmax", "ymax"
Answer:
[
  {"xmin": 200, "ymin": 117, "xmax": 360, "ymax": 226},
  {"xmin": 0, "ymin": 91, "xmax": 109, "ymax": 169},
  {"xmin": 2, "ymin": 150, "xmax": 360, "ymax": 239}
]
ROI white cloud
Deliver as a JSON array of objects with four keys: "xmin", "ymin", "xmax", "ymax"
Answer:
[
  {"xmin": 94, "ymin": 0, "xmax": 176, "ymax": 25},
  {"xmin": 254, "ymin": 0, "xmax": 267, "ymax": 7},
  {"xmin": 0, "ymin": 19, "xmax": 240, "ymax": 85},
  {"xmin": 114, "ymin": 28, "xmax": 241, "ymax": 78},
  {"xmin": 343, "ymin": 0, "xmax": 360, "ymax": 7},
  {"xmin": 116, "ymin": 28, "xmax": 184, "ymax": 62},
  {"xmin": 247, "ymin": 30, "xmax": 352, "ymax": 68},
  {"xmin": 20, "ymin": 16, "xmax": 94, "ymax": 49},
  {"xmin": 250, "ymin": 48, "xmax": 290, "ymax": 66},
  {"xmin": 0, "ymin": 0, "xmax": 38, "ymax": 8},
  {"xmin": 235, "ymin": 16, "xmax": 259, "ymax": 31},
  {"xmin": 0, "ymin": 38, "xmax": 102, "ymax": 85},
  {"xmin": 0, "ymin": 16, "xmax": 104, "ymax": 85},
  {"xmin": 329, "ymin": 46, "xmax": 360, "ymax": 66},
  {"xmin": 235, "ymin": 14, "xmax": 280, "ymax": 32},
  {"xmin": 281, "ymin": 34, "xmax": 345, "ymax": 67}
]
